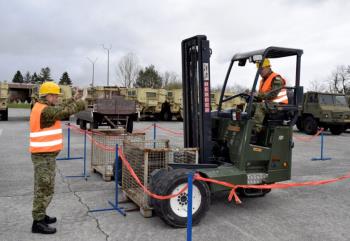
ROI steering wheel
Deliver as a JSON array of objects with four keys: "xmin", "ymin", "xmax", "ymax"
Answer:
[{"xmin": 222, "ymin": 93, "xmax": 258, "ymax": 103}]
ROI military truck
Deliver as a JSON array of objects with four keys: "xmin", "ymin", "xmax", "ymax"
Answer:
[
  {"xmin": 76, "ymin": 86, "xmax": 137, "ymax": 132},
  {"xmin": 0, "ymin": 82, "xmax": 9, "ymax": 121},
  {"xmin": 210, "ymin": 90, "xmax": 246, "ymax": 111},
  {"xmin": 296, "ymin": 91, "xmax": 350, "ymax": 135},
  {"xmin": 123, "ymin": 88, "xmax": 174, "ymax": 121},
  {"xmin": 166, "ymin": 89, "xmax": 183, "ymax": 120}
]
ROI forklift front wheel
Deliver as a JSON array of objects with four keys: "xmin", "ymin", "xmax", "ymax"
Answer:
[{"xmin": 151, "ymin": 169, "xmax": 210, "ymax": 228}]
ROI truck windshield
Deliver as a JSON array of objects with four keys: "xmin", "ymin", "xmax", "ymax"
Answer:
[
  {"xmin": 319, "ymin": 94, "xmax": 348, "ymax": 106},
  {"xmin": 334, "ymin": 95, "xmax": 348, "ymax": 106},
  {"xmin": 319, "ymin": 95, "xmax": 333, "ymax": 105}
]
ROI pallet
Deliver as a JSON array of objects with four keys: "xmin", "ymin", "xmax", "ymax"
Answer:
[
  {"xmin": 122, "ymin": 189, "xmax": 153, "ymax": 218},
  {"xmin": 91, "ymin": 165, "xmax": 113, "ymax": 182}
]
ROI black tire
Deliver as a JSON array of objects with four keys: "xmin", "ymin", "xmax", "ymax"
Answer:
[
  {"xmin": 0, "ymin": 108, "xmax": 8, "ymax": 121},
  {"xmin": 303, "ymin": 116, "xmax": 317, "ymax": 135},
  {"xmin": 79, "ymin": 120, "xmax": 87, "ymax": 130},
  {"xmin": 76, "ymin": 118, "xmax": 80, "ymax": 125},
  {"xmin": 162, "ymin": 111, "xmax": 172, "ymax": 121},
  {"xmin": 176, "ymin": 115, "xmax": 183, "ymax": 121},
  {"xmin": 329, "ymin": 125, "xmax": 344, "ymax": 135},
  {"xmin": 126, "ymin": 118, "xmax": 133, "ymax": 133},
  {"xmin": 92, "ymin": 121, "xmax": 99, "ymax": 129},
  {"xmin": 296, "ymin": 118, "xmax": 304, "ymax": 131},
  {"xmin": 151, "ymin": 169, "xmax": 210, "ymax": 228}
]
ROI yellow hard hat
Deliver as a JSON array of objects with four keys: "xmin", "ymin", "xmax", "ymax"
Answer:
[
  {"xmin": 256, "ymin": 58, "xmax": 271, "ymax": 68},
  {"xmin": 39, "ymin": 82, "xmax": 61, "ymax": 96}
]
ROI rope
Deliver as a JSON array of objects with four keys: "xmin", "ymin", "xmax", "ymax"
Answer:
[
  {"xmin": 155, "ymin": 124, "xmax": 183, "ymax": 136},
  {"xmin": 65, "ymin": 123, "xmax": 350, "ymax": 204},
  {"xmin": 293, "ymin": 128, "xmax": 324, "ymax": 142}
]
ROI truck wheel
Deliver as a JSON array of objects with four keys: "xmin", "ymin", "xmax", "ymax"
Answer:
[
  {"xmin": 303, "ymin": 116, "xmax": 317, "ymax": 135},
  {"xmin": 296, "ymin": 118, "xmax": 304, "ymax": 131},
  {"xmin": 0, "ymin": 108, "xmax": 8, "ymax": 121},
  {"xmin": 76, "ymin": 118, "xmax": 80, "ymax": 125},
  {"xmin": 92, "ymin": 121, "xmax": 99, "ymax": 129},
  {"xmin": 151, "ymin": 169, "xmax": 210, "ymax": 228},
  {"xmin": 176, "ymin": 114, "xmax": 183, "ymax": 121},
  {"xmin": 329, "ymin": 125, "xmax": 344, "ymax": 135},
  {"xmin": 79, "ymin": 120, "xmax": 87, "ymax": 130},
  {"xmin": 162, "ymin": 111, "xmax": 172, "ymax": 121},
  {"xmin": 126, "ymin": 118, "xmax": 133, "ymax": 133}
]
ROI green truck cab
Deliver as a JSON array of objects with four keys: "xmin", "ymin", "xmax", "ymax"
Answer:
[{"xmin": 296, "ymin": 91, "xmax": 350, "ymax": 135}]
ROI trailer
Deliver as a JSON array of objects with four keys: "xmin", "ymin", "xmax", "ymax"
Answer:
[{"xmin": 76, "ymin": 96, "xmax": 137, "ymax": 133}]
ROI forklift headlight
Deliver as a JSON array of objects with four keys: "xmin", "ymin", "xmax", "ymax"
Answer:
[{"xmin": 324, "ymin": 114, "xmax": 329, "ymax": 118}]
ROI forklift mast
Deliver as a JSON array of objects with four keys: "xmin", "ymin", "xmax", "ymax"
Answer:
[{"xmin": 181, "ymin": 35, "xmax": 212, "ymax": 164}]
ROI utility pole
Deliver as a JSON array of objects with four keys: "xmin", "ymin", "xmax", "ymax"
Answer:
[
  {"xmin": 87, "ymin": 57, "xmax": 98, "ymax": 87},
  {"xmin": 102, "ymin": 44, "xmax": 112, "ymax": 86}
]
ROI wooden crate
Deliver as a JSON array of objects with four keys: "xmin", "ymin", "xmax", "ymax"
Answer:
[{"xmin": 91, "ymin": 165, "xmax": 113, "ymax": 182}]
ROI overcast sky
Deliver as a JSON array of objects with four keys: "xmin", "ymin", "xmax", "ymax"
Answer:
[{"xmin": 1, "ymin": 0, "xmax": 350, "ymax": 90}]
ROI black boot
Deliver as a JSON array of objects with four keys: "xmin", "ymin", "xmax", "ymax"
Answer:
[
  {"xmin": 44, "ymin": 215, "xmax": 57, "ymax": 224},
  {"xmin": 32, "ymin": 220, "xmax": 56, "ymax": 234}
]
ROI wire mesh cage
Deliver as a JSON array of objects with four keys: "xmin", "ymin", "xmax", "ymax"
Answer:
[
  {"xmin": 91, "ymin": 129, "xmax": 145, "ymax": 180},
  {"xmin": 169, "ymin": 147, "xmax": 199, "ymax": 164},
  {"xmin": 122, "ymin": 139, "xmax": 170, "ymax": 215}
]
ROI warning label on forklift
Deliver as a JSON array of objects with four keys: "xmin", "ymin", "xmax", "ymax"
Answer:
[
  {"xmin": 204, "ymin": 80, "xmax": 211, "ymax": 112},
  {"xmin": 203, "ymin": 63, "xmax": 211, "ymax": 112}
]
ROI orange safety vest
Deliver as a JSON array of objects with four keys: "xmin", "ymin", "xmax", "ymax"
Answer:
[
  {"xmin": 29, "ymin": 102, "xmax": 63, "ymax": 153},
  {"xmin": 258, "ymin": 72, "xmax": 288, "ymax": 104}
]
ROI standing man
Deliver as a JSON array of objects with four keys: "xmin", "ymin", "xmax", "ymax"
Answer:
[
  {"xmin": 30, "ymin": 82, "xmax": 85, "ymax": 234},
  {"xmin": 253, "ymin": 58, "xmax": 288, "ymax": 133}
]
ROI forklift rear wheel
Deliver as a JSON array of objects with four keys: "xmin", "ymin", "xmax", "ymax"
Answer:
[
  {"xmin": 151, "ymin": 169, "xmax": 210, "ymax": 228},
  {"xmin": 303, "ymin": 116, "xmax": 317, "ymax": 135}
]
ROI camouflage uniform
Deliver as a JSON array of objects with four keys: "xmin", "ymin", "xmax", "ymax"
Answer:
[
  {"xmin": 253, "ymin": 75, "xmax": 284, "ymax": 132},
  {"xmin": 32, "ymin": 98, "xmax": 85, "ymax": 221}
]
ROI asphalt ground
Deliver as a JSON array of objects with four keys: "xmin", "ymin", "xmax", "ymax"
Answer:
[{"xmin": 1, "ymin": 108, "xmax": 350, "ymax": 241}]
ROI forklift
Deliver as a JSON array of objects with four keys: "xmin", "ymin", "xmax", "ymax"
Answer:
[{"xmin": 150, "ymin": 35, "xmax": 304, "ymax": 227}]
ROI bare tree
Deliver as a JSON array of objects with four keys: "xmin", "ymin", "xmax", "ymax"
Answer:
[
  {"xmin": 162, "ymin": 71, "xmax": 180, "ymax": 89},
  {"xmin": 328, "ymin": 65, "xmax": 350, "ymax": 94},
  {"xmin": 231, "ymin": 84, "xmax": 249, "ymax": 93},
  {"xmin": 116, "ymin": 53, "xmax": 140, "ymax": 87},
  {"xmin": 308, "ymin": 79, "xmax": 327, "ymax": 92}
]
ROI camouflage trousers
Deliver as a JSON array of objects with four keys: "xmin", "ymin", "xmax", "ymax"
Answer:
[
  {"xmin": 32, "ymin": 153, "xmax": 57, "ymax": 221},
  {"xmin": 252, "ymin": 102, "xmax": 267, "ymax": 132}
]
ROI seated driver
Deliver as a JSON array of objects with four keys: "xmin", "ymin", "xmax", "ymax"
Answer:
[{"xmin": 253, "ymin": 58, "xmax": 288, "ymax": 133}]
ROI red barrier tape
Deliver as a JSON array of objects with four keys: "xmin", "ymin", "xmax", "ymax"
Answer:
[
  {"xmin": 155, "ymin": 124, "xmax": 183, "ymax": 136},
  {"xmin": 133, "ymin": 124, "xmax": 154, "ymax": 133},
  {"xmin": 65, "ymin": 123, "xmax": 350, "ymax": 204},
  {"xmin": 293, "ymin": 128, "xmax": 324, "ymax": 142}
]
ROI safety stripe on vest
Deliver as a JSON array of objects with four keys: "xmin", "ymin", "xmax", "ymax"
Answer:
[
  {"xmin": 30, "ymin": 129, "xmax": 62, "ymax": 138},
  {"xmin": 273, "ymin": 95, "xmax": 288, "ymax": 103},
  {"xmin": 30, "ymin": 139, "xmax": 63, "ymax": 147},
  {"xmin": 277, "ymin": 90, "xmax": 287, "ymax": 97}
]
